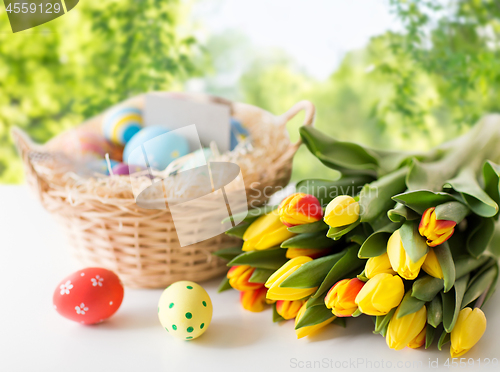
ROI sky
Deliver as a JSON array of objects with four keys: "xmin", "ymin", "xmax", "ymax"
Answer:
[{"xmin": 192, "ymin": 0, "xmax": 402, "ymax": 80}]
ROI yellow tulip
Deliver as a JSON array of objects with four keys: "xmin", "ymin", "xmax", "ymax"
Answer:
[
  {"xmin": 419, "ymin": 207, "xmax": 456, "ymax": 247},
  {"xmin": 355, "ymin": 273, "xmax": 404, "ymax": 316},
  {"xmin": 323, "ymin": 196, "xmax": 360, "ymax": 228},
  {"xmin": 365, "ymin": 252, "xmax": 397, "ymax": 279},
  {"xmin": 386, "ymin": 305, "xmax": 427, "ymax": 350},
  {"xmin": 265, "ymin": 256, "xmax": 317, "ymax": 301},
  {"xmin": 242, "ymin": 212, "xmax": 295, "ymax": 251},
  {"xmin": 276, "ymin": 300, "xmax": 305, "ymax": 320},
  {"xmin": 408, "ymin": 327, "xmax": 426, "ymax": 349},
  {"xmin": 422, "ymin": 247, "xmax": 444, "ymax": 279},
  {"xmin": 295, "ymin": 303, "xmax": 335, "ymax": 339},
  {"xmin": 450, "ymin": 307, "xmax": 487, "ymax": 357},
  {"xmin": 278, "ymin": 193, "xmax": 323, "ymax": 227},
  {"xmin": 387, "ymin": 230, "xmax": 427, "ymax": 280}
]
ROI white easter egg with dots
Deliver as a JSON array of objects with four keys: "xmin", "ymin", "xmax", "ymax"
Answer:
[{"xmin": 158, "ymin": 281, "xmax": 213, "ymax": 340}]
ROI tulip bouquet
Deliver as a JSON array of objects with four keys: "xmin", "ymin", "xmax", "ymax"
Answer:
[{"xmin": 214, "ymin": 115, "xmax": 500, "ymax": 357}]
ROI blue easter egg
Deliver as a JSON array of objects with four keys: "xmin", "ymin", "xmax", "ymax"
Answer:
[
  {"xmin": 124, "ymin": 126, "xmax": 190, "ymax": 171},
  {"xmin": 88, "ymin": 159, "xmax": 119, "ymax": 175},
  {"xmin": 230, "ymin": 118, "xmax": 249, "ymax": 150},
  {"xmin": 102, "ymin": 106, "xmax": 144, "ymax": 145}
]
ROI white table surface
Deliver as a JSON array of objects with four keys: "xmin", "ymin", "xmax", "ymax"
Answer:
[{"xmin": 1, "ymin": 185, "xmax": 499, "ymax": 372}]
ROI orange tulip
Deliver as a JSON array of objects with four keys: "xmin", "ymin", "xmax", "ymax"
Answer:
[
  {"xmin": 227, "ymin": 265, "xmax": 265, "ymax": 291},
  {"xmin": 419, "ymin": 207, "xmax": 456, "ymax": 247},
  {"xmin": 276, "ymin": 300, "xmax": 305, "ymax": 320},
  {"xmin": 324, "ymin": 278, "xmax": 365, "ymax": 317},
  {"xmin": 278, "ymin": 193, "xmax": 323, "ymax": 227},
  {"xmin": 240, "ymin": 287, "xmax": 268, "ymax": 312}
]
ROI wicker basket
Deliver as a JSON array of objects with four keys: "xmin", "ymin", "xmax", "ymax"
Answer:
[{"xmin": 13, "ymin": 92, "xmax": 315, "ymax": 288}]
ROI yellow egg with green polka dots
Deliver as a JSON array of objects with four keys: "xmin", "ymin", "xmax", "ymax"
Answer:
[{"xmin": 158, "ymin": 281, "xmax": 213, "ymax": 340}]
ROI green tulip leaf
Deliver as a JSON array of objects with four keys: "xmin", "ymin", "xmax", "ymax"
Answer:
[
  {"xmin": 427, "ymin": 295, "xmax": 443, "ymax": 328},
  {"xmin": 306, "ymin": 291, "xmax": 328, "ymax": 309},
  {"xmin": 332, "ymin": 317, "xmax": 346, "ymax": 328},
  {"xmin": 326, "ymin": 221, "xmax": 360, "ymax": 240},
  {"xmin": 358, "ymin": 231, "xmax": 391, "ymax": 258},
  {"xmin": 399, "ymin": 220, "xmax": 429, "ymax": 263},
  {"xmin": 392, "ymin": 190, "xmax": 459, "ymax": 214},
  {"xmin": 296, "ymin": 176, "xmax": 374, "ymax": 206},
  {"xmin": 462, "ymin": 265, "xmax": 497, "ymax": 308},
  {"xmin": 222, "ymin": 205, "xmax": 278, "ymax": 224},
  {"xmin": 397, "ymin": 291, "xmax": 426, "ymax": 319},
  {"xmin": 272, "ymin": 303, "xmax": 285, "ymax": 323},
  {"xmin": 374, "ymin": 308, "xmax": 396, "ymax": 334},
  {"xmin": 280, "ymin": 252, "xmax": 345, "ymax": 289},
  {"xmin": 483, "ymin": 160, "xmax": 500, "ymax": 209},
  {"xmin": 359, "ymin": 167, "xmax": 408, "ymax": 224},
  {"xmin": 228, "ymin": 248, "xmax": 287, "ymax": 270},
  {"xmin": 444, "ymin": 168, "xmax": 498, "ymax": 218},
  {"xmin": 434, "ymin": 201, "xmax": 470, "ymax": 224},
  {"xmin": 311, "ymin": 245, "xmax": 364, "ymax": 299},
  {"xmin": 388, "ymin": 203, "xmax": 420, "ymax": 223},
  {"xmin": 225, "ymin": 223, "xmax": 250, "ymax": 239},
  {"xmin": 466, "ymin": 216, "xmax": 495, "ymax": 258},
  {"xmin": 425, "ymin": 324, "xmax": 436, "ymax": 349},
  {"xmin": 281, "ymin": 232, "xmax": 338, "ymax": 249},
  {"xmin": 212, "ymin": 246, "xmax": 243, "ymax": 261},
  {"xmin": 434, "ymin": 242, "xmax": 456, "ymax": 292},
  {"xmin": 455, "ymin": 255, "xmax": 490, "ymax": 278},
  {"xmin": 412, "ymin": 275, "xmax": 445, "ymax": 302},
  {"xmin": 441, "ymin": 274, "xmax": 469, "ymax": 333},
  {"xmin": 249, "ymin": 268, "xmax": 275, "ymax": 283},
  {"xmin": 437, "ymin": 330, "xmax": 451, "ymax": 351},
  {"xmin": 483, "ymin": 262, "xmax": 499, "ymax": 307},
  {"xmin": 218, "ymin": 277, "xmax": 232, "ymax": 293},
  {"xmin": 487, "ymin": 218, "xmax": 500, "ymax": 258},
  {"xmin": 288, "ymin": 220, "xmax": 329, "ymax": 233},
  {"xmin": 299, "ymin": 126, "xmax": 379, "ymax": 176},
  {"xmin": 406, "ymin": 157, "xmax": 445, "ymax": 192},
  {"xmin": 295, "ymin": 303, "xmax": 334, "ymax": 329}
]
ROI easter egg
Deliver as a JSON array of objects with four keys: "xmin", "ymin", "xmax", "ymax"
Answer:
[
  {"xmin": 53, "ymin": 267, "xmax": 124, "ymax": 325},
  {"xmin": 158, "ymin": 281, "xmax": 213, "ymax": 340},
  {"xmin": 111, "ymin": 162, "xmax": 147, "ymax": 176},
  {"xmin": 102, "ymin": 106, "xmax": 144, "ymax": 146},
  {"xmin": 53, "ymin": 130, "xmax": 123, "ymax": 162},
  {"xmin": 124, "ymin": 126, "xmax": 190, "ymax": 171},
  {"xmin": 88, "ymin": 159, "xmax": 119, "ymax": 175},
  {"xmin": 230, "ymin": 118, "xmax": 250, "ymax": 150}
]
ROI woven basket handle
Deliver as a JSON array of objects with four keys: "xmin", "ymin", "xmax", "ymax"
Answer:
[
  {"xmin": 278, "ymin": 100, "xmax": 316, "ymax": 160},
  {"xmin": 11, "ymin": 127, "xmax": 47, "ymax": 202}
]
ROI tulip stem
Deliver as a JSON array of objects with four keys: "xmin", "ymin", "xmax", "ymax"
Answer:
[{"xmin": 474, "ymin": 286, "xmax": 490, "ymax": 309}]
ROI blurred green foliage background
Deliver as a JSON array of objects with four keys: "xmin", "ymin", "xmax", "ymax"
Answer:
[{"xmin": 1, "ymin": 0, "xmax": 500, "ymax": 183}]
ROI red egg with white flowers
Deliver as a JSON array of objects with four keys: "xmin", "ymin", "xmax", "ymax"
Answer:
[{"xmin": 53, "ymin": 267, "xmax": 124, "ymax": 325}]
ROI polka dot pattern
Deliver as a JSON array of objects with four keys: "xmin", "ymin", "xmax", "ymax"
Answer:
[{"xmin": 157, "ymin": 281, "xmax": 212, "ymax": 341}]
